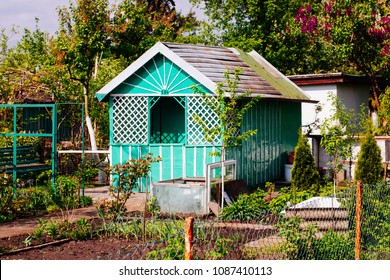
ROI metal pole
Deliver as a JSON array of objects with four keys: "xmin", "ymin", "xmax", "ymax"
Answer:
[
  {"xmin": 51, "ymin": 104, "xmax": 57, "ymax": 193},
  {"xmin": 355, "ymin": 180, "xmax": 363, "ymax": 260},
  {"xmin": 185, "ymin": 217, "xmax": 194, "ymax": 260},
  {"xmin": 12, "ymin": 106, "xmax": 17, "ymax": 197}
]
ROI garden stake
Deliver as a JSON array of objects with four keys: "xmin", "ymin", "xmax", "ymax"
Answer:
[
  {"xmin": 355, "ymin": 180, "xmax": 362, "ymax": 260},
  {"xmin": 185, "ymin": 217, "xmax": 194, "ymax": 260}
]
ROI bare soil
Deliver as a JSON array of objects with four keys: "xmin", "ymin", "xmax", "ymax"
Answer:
[
  {"xmin": 0, "ymin": 221, "xmax": 279, "ymax": 260},
  {"xmin": 0, "ymin": 234, "xmax": 153, "ymax": 260}
]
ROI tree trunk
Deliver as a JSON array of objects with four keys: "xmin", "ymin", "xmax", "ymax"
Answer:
[
  {"xmin": 84, "ymin": 86, "xmax": 98, "ymax": 152},
  {"xmin": 83, "ymin": 85, "xmax": 104, "ymax": 183}
]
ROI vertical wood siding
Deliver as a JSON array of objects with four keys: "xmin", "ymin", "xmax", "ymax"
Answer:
[
  {"xmin": 111, "ymin": 144, "xmax": 219, "ymax": 192},
  {"xmin": 228, "ymin": 101, "xmax": 301, "ymax": 188}
]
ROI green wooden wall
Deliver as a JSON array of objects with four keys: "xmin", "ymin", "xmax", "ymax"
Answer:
[
  {"xmin": 109, "ymin": 98, "xmax": 301, "ymax": 191},
  {"xmin": 110, "ymin": 144, "xmax": 218, "ymax": 191},
  {"xmin": 227, "ymin": 100, "xmax": 301, "ymax": 188}
]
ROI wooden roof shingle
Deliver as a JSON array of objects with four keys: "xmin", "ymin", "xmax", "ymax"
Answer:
[{"xmin": 96, "ymin": 42, "xmax": 311, "ymax": 103}]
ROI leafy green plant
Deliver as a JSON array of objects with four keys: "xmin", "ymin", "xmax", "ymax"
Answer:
[
  {"xmin": 146, "ymin": 235, "xmax": 185, "ymax": 260},
  {"xmin": 320, "ymin": 94, "xmax": 359, "ymax": 189},
  {"xmin": 0, "ymin": 173, "xmax": 15, "ymax": 222},
  {"xmin": 75, "ymin": 161, "xmax": 99, "ymax": 182},
  {"xmin": 68, "ymin": 218, "xmax": 93, "ymax": 240},
  {"xmin": 276, "ymin": 216, "xmax": 317, "ymax": 260},
  {"xmin": 268, "ymin": 187, "xmax": 312, "ymax": 213},
  {"xmin": 220, "ymin": 188, "xmax": 268, "ymax": 221},
  {"xmin": 314, "ymin": 230, "xmax": 354, "ymax": 260},
  {"xmin": 146, "ymin": 196, "xmax": 160, "ymax": 218},
  {"xmin": 98, "ymin": 153, "xmax": 161, "ymax": 220},
  {"xmin": 53, "ymin": 175, "xmax": 80, "ymax": 207},
  {"xmin": 23, "ymin": 235, "xmax": 33, "ymax": 247},
  {"xmin": 193, "ymin": 68, "xmax": 261, "ymax": 209},
  {"xmin": 205, "ymin": 237, "xmax": 234, "ymax": 260},
  {"xmin": 28, "ymin": 217, "xmax": 94, "ymax": 242}
]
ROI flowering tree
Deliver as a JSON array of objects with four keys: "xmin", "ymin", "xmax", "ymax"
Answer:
[{"xmin": 292, "ymin": 0, "xmax": 390, "ymax": 111}]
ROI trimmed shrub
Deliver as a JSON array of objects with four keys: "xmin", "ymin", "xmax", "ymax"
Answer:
[
  {"xmin": 354, "ymin": 124, "xmax": 383, "ymax": 185},
  {"xmin": 291, "ymin": 131, "xmax": 320, "ymax": 194}
]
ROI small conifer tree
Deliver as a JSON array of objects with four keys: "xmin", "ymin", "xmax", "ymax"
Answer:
[
  {"xmin": 291, "ymin": 131, "xmax": 320, "ymax": 195},
  {"xmin": 354, "ymin": 121, "xmax": 383, "ymax": 185}
]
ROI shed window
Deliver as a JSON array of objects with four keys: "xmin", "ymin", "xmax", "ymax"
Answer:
[{"xmin": 150, "ymin": 97, "xmax": 185, "ymax": 144}]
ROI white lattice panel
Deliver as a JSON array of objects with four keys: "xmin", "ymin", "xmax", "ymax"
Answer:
[
  {"xmin": 113, "ymin": 96, "xmax": 148, "ymax": 144},
  {"xmin": 187, "ymin": 96, "xmax": 221, "ymax": 145}
]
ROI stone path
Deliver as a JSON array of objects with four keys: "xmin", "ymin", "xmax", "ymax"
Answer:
[{"xmin": 0, "ymin": 187, "xmax": 146, "ymax": 239}]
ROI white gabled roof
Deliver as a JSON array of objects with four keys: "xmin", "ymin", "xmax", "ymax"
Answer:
[{"xmin": 96, "ymin": 42, "xmax": 217, "ymax": 101}]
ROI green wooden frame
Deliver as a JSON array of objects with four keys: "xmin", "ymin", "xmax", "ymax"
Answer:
[{"xmin": 0, "ymin": 104, "xmax": 57, "ymax": 195}]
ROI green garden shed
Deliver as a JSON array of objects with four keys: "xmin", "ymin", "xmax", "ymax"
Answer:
[{"xmin": 96, "ymin": 42, "xmax": 312, "ymax": 191}]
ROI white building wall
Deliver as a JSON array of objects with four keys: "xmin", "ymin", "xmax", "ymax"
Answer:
[
  {"xmin": 299, "ymin": 82, "xmax": 370, "ymax": 176},
  {"xmin": 301, "ymin": 84, "xmax": 337, "ymax": 136},
  {"xmin": 338, "ymin": 83, "xmax": 369, "ymax": 116}
]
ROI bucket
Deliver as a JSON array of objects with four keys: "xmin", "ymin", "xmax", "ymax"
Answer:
[{"xmin": 284, "ymin": 164, "xmax": 293, "ymax": 182}]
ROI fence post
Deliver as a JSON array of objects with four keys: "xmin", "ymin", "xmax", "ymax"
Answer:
[
  {"xmin": 355, "ymin": 180, "xmax": 362, "ymax": 260},
  {"xmin": 185, "ymin": 217, "xmax": 194, "ymax": 260}
]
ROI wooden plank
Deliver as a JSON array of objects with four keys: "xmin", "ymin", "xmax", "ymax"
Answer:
[
  {"xmin": 299, "ymin": 220, "xmax": 349, "ymax": 231},
  {"xmin": 284, "ymin": 208, "xmax": 348, "ymax": 219},
  {"xmin": 208, "ymin": 201, "xmax": 220, "ymax": 216}
]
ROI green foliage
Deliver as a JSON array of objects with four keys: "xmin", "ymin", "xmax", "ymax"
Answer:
[
  {"xmin": 110, "ymin": 0, "xmax": 197, "ymax": 62},
  {"xmin": 354, "ymin": 123, "xmax": 383, "ymax": 185},
  {"xmin": 28, "ymin": 217, "xmax": 93, "ymax": 243},
  {"xmin": 291, "ymin": 131, "xmax": 320, "ymax": 194},
  {"xmin": 220, "ymin": 188, "xmax": 268, "ymax": 221},
  {"xmin": 290, "ymin": 0, "xmax": 390, "ymax": 110},
  {"xmin": 146, "ymin": 235, "xmax": 185, "ymax": 260},
  {"xmin": 314, "ymin": 230, "xmax": 354, "ymax": 260},
  {"xmin": 268, "ymin": 187, "xmax": 312, "ymax": 213},
  {"xmin": 53, "ymin": 175, "xmax": 82, "ymax": 208},
  {"xmin": 193, "ymin": 68, "xmax": 261, "ymax": 157},
  {"xmin": 360, "ymin": 182, "xmax": 390, "ymax": 259},
  {"xmin": 276, "ymin": 216, "xmax": 317, "ymax": 260},
  {"xmin": 68, "ymin": 218, "xmax": 93, "ymax": 240},
  {"xmin": 377, "ymin": 87, "xmax": 390, "ymax": 135},
  {"xmin": 0, "ymin": 133, "xmax": 43, "ymax": 150},
  {"xmin": 340, "ymin": 182, "xmax": 390, "ymax": 259},
  {"xmin": 204, "ymin": 237, "xmax": 234, "ymax": 260},
  {"xmin": 320, "ymin": 94, "xmax": 358, "ymax": 184},
  {"xmin": 57, "ymin": 0, "xmax": 110, "ymax": 86},
  {"xmin": 146, "ymin": 196, "xmax": 160, "ymax": 218},
  {"xmin": 0, "ymin": 174, "xmax": 93, "ymax": 223},
  {"xmin": 277, "ymin": 217, "xmax": 354, "ymax": 260},
  {"xmin": 0, "ymin": 173, "xmax": 15, "ymax": 222},
  {"xmin": 97, "ymin": 153, "xmax": 161, "ymax": 220},
  {"xmin": 189, "ymin": 0, "xmax": 323, "ymax": 75}
]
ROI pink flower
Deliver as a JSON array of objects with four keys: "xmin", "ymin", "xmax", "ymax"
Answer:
[
  {"xmin": 306, "ymin": 4, "xmax": 311, "ymax": 14},
  {"xmin": 324, "ymin": 2, "xmax": 332, "ymax": 13},
  {"xmin": 381, "ymin": 44, "xmax": 389, "ymax": 56},
  {"xmin": 345, "ymin": 7, "xmax": 352, "ymax": 16}
]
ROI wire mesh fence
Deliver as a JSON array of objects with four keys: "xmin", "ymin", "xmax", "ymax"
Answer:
[{"xmin": 91, "ymin": 180, "xmax": 389, "ymax": 260}]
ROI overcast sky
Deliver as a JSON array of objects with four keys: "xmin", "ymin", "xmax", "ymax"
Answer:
[{"xmin": 1, "ymin": 0, "xmax": 200, "ymax": 46}]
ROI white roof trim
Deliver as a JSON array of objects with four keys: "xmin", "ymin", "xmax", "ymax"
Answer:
[
  {"xmin": 96, "ymin": 42, "xmax": 217, "ymax": 99},
  {"xmin": 248, "ymin": 50, "xmax": 311, "ymax": 100}
]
